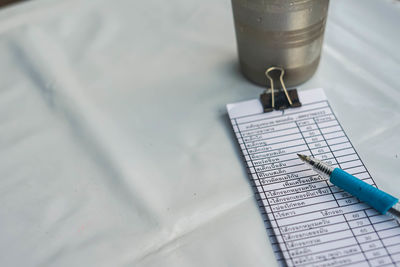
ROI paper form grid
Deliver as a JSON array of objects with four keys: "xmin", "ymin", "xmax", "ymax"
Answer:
[{"xmin": 227, "ymin": 89, "xmax": 400, "ymax": 267}]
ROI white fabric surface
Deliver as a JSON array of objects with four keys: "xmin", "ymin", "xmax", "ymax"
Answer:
[{"xmin": 0, "ymin": 0, "xmax": 399, "ymax": 266}]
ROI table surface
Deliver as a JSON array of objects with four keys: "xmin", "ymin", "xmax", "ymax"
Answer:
[{"xmin": 0, "ymin": 0, "xmax": 399, "ymax": 266}]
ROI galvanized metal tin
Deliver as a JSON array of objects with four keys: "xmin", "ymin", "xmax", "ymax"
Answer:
[{"xmin": 232, "ymin": 0, "xmax": 329, "ymax": 87}]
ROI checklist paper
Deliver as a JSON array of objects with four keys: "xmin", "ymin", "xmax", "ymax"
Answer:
[{"xmin": 227, "ymin": 88, "xmax": 400, "ymax": 267}]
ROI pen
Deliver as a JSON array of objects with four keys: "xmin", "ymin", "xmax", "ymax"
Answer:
[{"xmin": 297, "ymin": 154, "xmax": 400, "ymax": 221}]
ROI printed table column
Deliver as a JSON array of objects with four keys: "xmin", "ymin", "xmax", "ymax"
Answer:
[
  {"xmin": 314, "ymin": 115, "xmax": 397, "ymax": 267},
  {"xmin": 273, "ymin": 119, "xmax": 365, "ymax": 266},
  {"xmin": 235, "ymin": 118, "xmax": 303, "ymax": 266}
]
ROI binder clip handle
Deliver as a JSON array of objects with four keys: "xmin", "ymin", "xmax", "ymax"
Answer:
[
  {"xmin": 265, "ymin": 66, "xmax": 292, "ymax": 107},
  {"xmin": 260, "ymin": 66, "xmax": 302, "ymax": 113}
]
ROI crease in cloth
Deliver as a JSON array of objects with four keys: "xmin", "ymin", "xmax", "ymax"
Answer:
[
  {"xmin": 125, "ymin": 195, "xmax": 254, "ymax": 266},
  {"xmin": 8, "ymin": 28, "xmax": 162, "ymax": 225},
  {"xmin": 323, "ymin": 19, "xmax": 400, "ymax": 102},
  {"xmin": 328, "ymin": 16, "xmax": 400, "ymax": 65},
  {"xmin": 323, "ymin": 43, "xmax": 400, "ymax": 103}
]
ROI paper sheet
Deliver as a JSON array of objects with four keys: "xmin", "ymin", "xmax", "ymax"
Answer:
[{"xmin": 227, "ymin": 88, "xmax": 400, "ymax": 267}]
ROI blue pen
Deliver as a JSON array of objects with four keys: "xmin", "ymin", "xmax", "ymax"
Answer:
[{"xmin": 297, "ymin": 154, "xmax": 400, "ymax": 221}]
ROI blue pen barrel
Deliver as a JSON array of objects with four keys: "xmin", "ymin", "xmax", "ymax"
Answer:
[{"xmin": 331, "ymin": 168, "xmax": 398, "ymax": 214}]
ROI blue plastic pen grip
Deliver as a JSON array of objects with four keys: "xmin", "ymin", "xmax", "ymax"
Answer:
[{"xmin": 331, "ymin": 168, "xmax": 398, "ymax": 214}]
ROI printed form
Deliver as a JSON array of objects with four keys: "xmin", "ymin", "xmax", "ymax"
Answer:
[{"xmin": 227, "ymin": 88, "xmax": 400, "ymax": 267}]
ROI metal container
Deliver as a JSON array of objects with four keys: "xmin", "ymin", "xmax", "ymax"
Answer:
[{"xmin": 232, "ymin": 0, "xmax": 329, "ymax": 87}]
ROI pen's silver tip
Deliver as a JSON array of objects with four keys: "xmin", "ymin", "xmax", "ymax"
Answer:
[{"xmin": 297, "ymin": 154, "xmax": 308, "ymax": 162}]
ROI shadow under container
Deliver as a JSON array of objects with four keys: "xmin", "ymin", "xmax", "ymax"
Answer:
[{"xmin": 232, "ymin": 0, "xmax": 330, "ymax": 87}]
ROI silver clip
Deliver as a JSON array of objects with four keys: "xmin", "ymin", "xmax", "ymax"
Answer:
[{"xmin": 265, "ymin": 66, "xmax": 293, "ymax": 109}]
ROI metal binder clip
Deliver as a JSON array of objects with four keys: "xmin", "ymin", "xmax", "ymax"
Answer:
[{"xmin": 260, "ymin": 66, "xmax": 302, "ymax": 112}]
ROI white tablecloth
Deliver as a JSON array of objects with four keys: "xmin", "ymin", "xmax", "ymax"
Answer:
[{"xmin": 0, "ymin": 0, "xmax": 399, "ymax": 266}]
